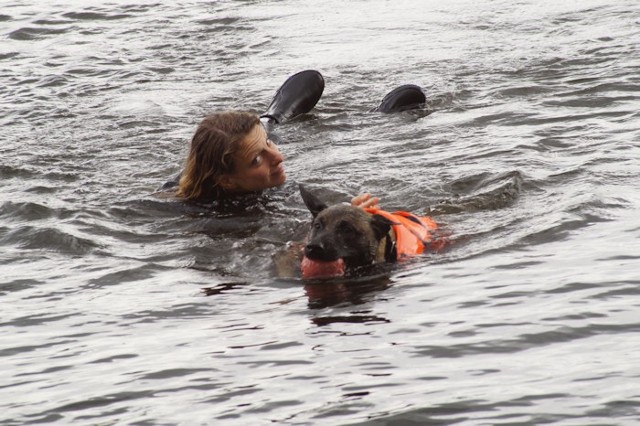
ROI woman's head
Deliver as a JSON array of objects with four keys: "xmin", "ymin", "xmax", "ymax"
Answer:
[{"xmin": 177, "ymin": 111, "xmax": 286, "ymax": 201}]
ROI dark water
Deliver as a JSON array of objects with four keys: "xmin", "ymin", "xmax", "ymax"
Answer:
[{"xmin": 2, "ymin": 0, "xmax": 640, "ymax": 424}]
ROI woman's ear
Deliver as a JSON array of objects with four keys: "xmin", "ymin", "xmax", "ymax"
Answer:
[{"xmin": 217, "ymin": 174, "xmax": 237, "ymax": 191}]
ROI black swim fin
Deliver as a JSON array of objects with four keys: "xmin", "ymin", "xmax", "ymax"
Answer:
[
  {"xmin": 375, "ymin": 84, "xmax": 426, "ymax": 113},
  {"xmin": 261, "ymin": 70, "xmax": 325, "ymax": 124}
]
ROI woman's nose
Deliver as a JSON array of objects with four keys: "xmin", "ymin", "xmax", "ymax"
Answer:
[{"xmin": 268, "ymin": 145, "xmax": 284, "ymax": 164}]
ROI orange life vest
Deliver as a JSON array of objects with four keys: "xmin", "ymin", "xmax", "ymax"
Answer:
[{"xmin": 364, "ymin": 208, "xmax": 444, "ymax": 259}]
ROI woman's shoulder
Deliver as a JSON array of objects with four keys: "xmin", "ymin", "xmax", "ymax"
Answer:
[
  {"xmin": 157, "ymin": 171, "xmax": 182, "ymax": 191},
  {"xmin": 152, "ymin": 188, "xmax": 180, "ymax": 200},
  {"xmin": 151, "ymin": 171, "xmax": 182, "ymax": 200}
]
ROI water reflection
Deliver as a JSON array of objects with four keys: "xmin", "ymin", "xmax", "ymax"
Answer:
[
  {"xmin": 304, "ymin": 274, "xmax": 393, "ymax": 310},
  {"xmin": 311, "ymin": 314, "xmax": 390, "ymax": 327},
  {"xmin": 201, "ymin": 281, "xmax": 249, "ymax": 296}
]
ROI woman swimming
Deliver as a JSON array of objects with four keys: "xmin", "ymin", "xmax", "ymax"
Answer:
[
  {"xmin": 160, "ymin": 70, "xmax": 426, "ymax": 207},
  {"xmin": 176, "ymin": 111, "xmax": 284, "ymax": 200},
  {"xmin": 164, "ymin": 109, "xmax": 379, "ymax": 208}
]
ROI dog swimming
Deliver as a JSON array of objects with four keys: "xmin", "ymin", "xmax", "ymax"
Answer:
[{"xmin": 298, "ymin": 185, "xmax": 447, "ymax": 279}]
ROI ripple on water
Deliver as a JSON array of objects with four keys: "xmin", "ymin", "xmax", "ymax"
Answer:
[
  {"xmin": 0, "ymin": 279, "xmax": 43, "ymax": 296},
  {"xmin": 0, "ymin": 201, "xmax": 57, "ymax": 222},
  {"xmin": 0, "ymin": 52, "xmax": 20, "ymax": 61},
  {"xmin": 7, "ymin": 26, "xmax": 72, "ymax": 40},
  {"xmin": 429, "ymin": 170, "xmax": 522, "ymax": 215},
  {"xmin": 61, "ymin": 11, "xmax": 132, "ymax": 21},
  {"xmin": 35, "ymin": 74, "xmax": 70, "ymax": 88},
  {"xmin": 84, "ymin": 263, "xmax": 174, "ymax": 291},
  {"xmin": 0, "ymin": 165, "xmax": 38, "ymax": 180},
  {"xmin": 0, "ymin": 226, "xmax": 100, "ymax": 255}
]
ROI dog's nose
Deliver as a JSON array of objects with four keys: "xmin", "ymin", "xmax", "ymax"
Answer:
[{"xmin": 304, "ymin": 243, "xmax": 324, "ymax": 259}]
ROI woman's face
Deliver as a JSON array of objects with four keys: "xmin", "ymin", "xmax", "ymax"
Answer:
[{"xmin": 220, "ymin": 124, "xmax": 286, "ymax": 193}]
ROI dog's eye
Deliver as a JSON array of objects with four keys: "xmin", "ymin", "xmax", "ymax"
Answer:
[
  {"xmin": 313, "ymin": 221, "xmax": 322, "ymax": 230},
  {"xmin": 338, "ymin": 221, "xmax": 357, "ymax": 235}
]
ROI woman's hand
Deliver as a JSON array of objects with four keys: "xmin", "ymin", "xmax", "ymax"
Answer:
[{"xmin": 351, "ymin": 193, "xmax": 380, "ymax": 210}]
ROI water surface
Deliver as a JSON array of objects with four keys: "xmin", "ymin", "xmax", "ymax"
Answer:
[{"xmin": 2, "ymin": 0, "xmax": 640, "ymax": 424}]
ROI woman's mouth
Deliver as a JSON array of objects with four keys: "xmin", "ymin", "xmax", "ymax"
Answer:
[{"xmin": 271, "ymin": 164, "xmax": 285, "ymax": 177}]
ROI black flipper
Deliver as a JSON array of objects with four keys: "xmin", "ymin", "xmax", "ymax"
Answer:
[
  {"xmin": 261, "ymin": 70, "xmax": 325, "ymax": 124},
  {"xmin": 375, "ymin": 84, "xmax": 426, "ymax": 113}
]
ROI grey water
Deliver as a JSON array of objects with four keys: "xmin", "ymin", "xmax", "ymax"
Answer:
[{"xmin": 2, "ymin": 0, "xmax": 640, "ymax": 424}]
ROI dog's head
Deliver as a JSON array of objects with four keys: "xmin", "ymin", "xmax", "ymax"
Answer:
[{"xmin": 299, "ymin": 185, "xmax": 394, "ymax": 279}]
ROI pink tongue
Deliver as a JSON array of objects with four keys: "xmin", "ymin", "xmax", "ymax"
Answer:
[{"xmin": 301, "ymin": 256, "xmax": 345, "ymax": 279}]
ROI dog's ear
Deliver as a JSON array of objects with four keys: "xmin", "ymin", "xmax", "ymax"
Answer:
[
  {"xmin": 299, "ymin": 184, "xmax": 328, "ymax": 217},
  {"xmin": 370, "ymin": 214, "xmax": 394, "ymax": 240}
]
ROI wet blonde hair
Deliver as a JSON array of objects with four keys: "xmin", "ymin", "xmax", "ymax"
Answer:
[{"xmin": 177, "ymin": 111, "xmax": 260, "ymax": 201}]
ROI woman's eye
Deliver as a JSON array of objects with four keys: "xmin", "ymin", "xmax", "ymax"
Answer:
[{"xmin": 251, "ymin": 155, "xmax": 263, "ymax": 166}]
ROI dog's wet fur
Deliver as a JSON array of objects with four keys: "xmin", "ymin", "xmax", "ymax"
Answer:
[{"xmin": 300, "ymin": 185, "xmax": 397, "ymax": 273}]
